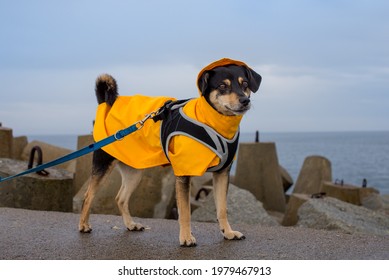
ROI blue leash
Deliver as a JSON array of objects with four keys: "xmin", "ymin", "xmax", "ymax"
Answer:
[{"xmin": 0, "ymin": 108, "xmax": 162, "ymax": 184}]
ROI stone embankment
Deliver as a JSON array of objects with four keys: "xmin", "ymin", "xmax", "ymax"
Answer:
[{"xmin": 1, "ymin": 125, "xmax": 388, "ymax": 239}]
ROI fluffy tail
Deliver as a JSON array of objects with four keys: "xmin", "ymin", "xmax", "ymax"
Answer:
[{"xmin": 95, "ymin": 74, "xmax": 118, "ymax": 106}]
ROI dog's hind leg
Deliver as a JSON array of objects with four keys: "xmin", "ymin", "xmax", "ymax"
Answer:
[
  {"xmin": 213, "ymin": 168, "xmax": 245, "ymax": 240},
  {"xmin": 116, "ymin": 162, "xmax": 145, "ymax": 231},
  {"xmin": 79, "ymin": 149, "xmax": 115, "ymax": 233}
]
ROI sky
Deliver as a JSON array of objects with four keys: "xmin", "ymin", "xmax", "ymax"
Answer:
[{"xmin": 0, "ymin": 0, "xmax": 388, "ymax": 135}]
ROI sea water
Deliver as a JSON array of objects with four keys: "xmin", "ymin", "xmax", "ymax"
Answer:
[
  {"xmin": 27, "ymin": 131, "xmax": 389, "ymax": 194},
  {"xmin": 239, "ymin": 131, "xmax": 389, "ymax": 195}
]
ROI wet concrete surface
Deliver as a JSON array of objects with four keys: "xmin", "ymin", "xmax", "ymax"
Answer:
[{"xmin": 1, "ymin": 207, "xmax": 388, "ymax": 260}]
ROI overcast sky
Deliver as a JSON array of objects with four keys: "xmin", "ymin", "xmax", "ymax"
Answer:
[{"xmin": 1, "ymin": 0, "xmax": 388, "ymax": 135}]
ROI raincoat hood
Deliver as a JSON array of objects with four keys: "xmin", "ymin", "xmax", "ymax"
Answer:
[{"xmin": 196, "ymin": 58, "xmax": 251, "ymax": 95}]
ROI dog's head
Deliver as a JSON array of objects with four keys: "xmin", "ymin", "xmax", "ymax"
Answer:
[{"xmin": 197, "ymin": 60, "xmax": 262, "ymax": 116}]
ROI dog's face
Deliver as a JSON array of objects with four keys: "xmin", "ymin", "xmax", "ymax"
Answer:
[{"xmin": 198, "ymin": 65, "xmax": 262, "ymax": 116}]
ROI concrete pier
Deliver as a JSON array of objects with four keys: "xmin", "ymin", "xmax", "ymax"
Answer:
[{"xmin": 1, "ymin": 207, "xmax": 388, "ymax": 260}]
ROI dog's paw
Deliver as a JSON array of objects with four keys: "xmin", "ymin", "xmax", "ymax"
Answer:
[
  {"xmin": 223, "ymin": 230, "xmax": 245, "ymax": 241},
  {"xmin": 180, "ymin": 234, "xmax": 197, "ymax": 247},
  {"xmin": 127, "ymin": 222, "xmax": 145, "ymax": 231},
  {"xmin": 79, "ymin": 223, "xmax": 92, "ymax": 233}
]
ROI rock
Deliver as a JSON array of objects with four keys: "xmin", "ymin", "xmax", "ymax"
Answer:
[
  {"xmin": 382, "ymin": 195, "xmax": 389, "ymax": 205},
  {"xmin": 293, "ymin": 155, "xmax": 332, "ymax": 195},
  {"xmin": 234, "ymin": 142, "xmax": 286, "ymax": 212},
  {"xmin": 0, "ymin": 126, "xmax": 13, "ymax": 158},
  {"xmin": 320, "ymin": 181, "xmax": 379, "ymax": 206},
  {"xmin": 281, "ymin": 193, "xmax": 311, "ymax": 226},
  {"xmin": 297, "ymin": 197, "xmax": 389, "ymax": 236},
  {"xmin": 192, "ymin": 183, "xmax": 279, "ymax": 226},
  {"xmin": 361, "ymin": 193, "xmax": 384, "ymax": 211},
  {"xmin": 21, "ymin": 140, "xmax": 76, "ymax": 173},
  {"xmin": 73, "ymin": 165, "xmax": 176, "ymax": 219},
  {"xmin": 378, "ymin": 195, "xmax": 389, "ymax": 216},
  {"xmin": 360, "ymin": 193, "xmax": 389, "ymax": 215},
  {"xmin": 0, "ymin": 158, "xmax": 73, "ymax": 212}
]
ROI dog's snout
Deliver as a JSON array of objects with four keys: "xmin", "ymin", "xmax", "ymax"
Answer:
[{"xmin": 239, "ymin": 97, "xmax": 250, "ymax": 106}]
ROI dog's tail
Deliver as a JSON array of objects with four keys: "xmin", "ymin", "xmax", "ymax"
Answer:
[{"xmin": 95, "ymin": 74, "xmax": 118, "ymax": 106}]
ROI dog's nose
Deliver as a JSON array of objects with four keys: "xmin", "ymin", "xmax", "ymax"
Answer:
[{"xmin": 239, "ymin": 97, "xmax": 250, "ymax": 106}]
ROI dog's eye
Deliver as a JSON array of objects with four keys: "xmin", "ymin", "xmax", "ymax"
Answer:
[{"xmin": 242, "ymin": 81, "xmax": 249, "ymax": 89}]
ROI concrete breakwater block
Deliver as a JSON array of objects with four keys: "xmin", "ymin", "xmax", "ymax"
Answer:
[
  {"xmin": 234, "ymin": 142, "xmax": 286, "ymax": 212},
  {"xmin": 279, "ymin": 165, "xmax": 294, "ymax": 192},
  {"xmin": 297, "ymin": 197, "xmax": 389, "ymax": 236},
  {"xmin": 281, "ymin": 193, "xmax": 311, "ymax": 226},
  {"xmin": 0, "ymin": 158, "xmax": 73, "ymax": 212},
  {"xmin": 192, "ymin": 183, "xmax": 279, "ymax": 226},
  {"xmin": 74, "ymin": 168, "xmax": 122, "ymax": 215},
  {"xmin": 293, "ymin": 155, "xmax": 332, "ymax": 195},
  {"xmin": 21, "ymin": 140, "xmax": 75, "ymax": 173},
  {"xmin": 0, "ymin": 126, "xmax": 13, "ymax": 158},
  {"xmin": 73, "ymin": 166, "xmax": 176, "ymax": 219},
  {"xmin": 320, "ymin": 181, "xmax": 379, "ymax": 206},
  {"xmin": 189, "ymin": 173, "xmax": 213, "ymax": 213},
  {"xmin": 281, "ymin": 187, "xmax": 384, "ymax": 227},
  {"xmin": 130, "ymin": 166, "xmax": 175, "ymax": 219},
  {"xmin": 12, "ymin": 136, "xmax": 28, "ymax": 160}
]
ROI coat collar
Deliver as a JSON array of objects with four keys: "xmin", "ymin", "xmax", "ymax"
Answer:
[{"xmin": 183, "ymin": 96, "xmax": 242, "ymax": 139}]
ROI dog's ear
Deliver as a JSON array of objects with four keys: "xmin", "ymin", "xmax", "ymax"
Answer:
[
  {"xmin": 198, "ymin": 71, "xmax": 210, "ymax": 95},
  {"xmin": 245, "ymin": 67, "xmax": 262, "ymax": 93}
]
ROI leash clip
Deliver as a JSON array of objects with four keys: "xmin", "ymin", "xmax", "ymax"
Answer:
[
  {"xmin": 136, "ymin": 109, "xmax": 160, "ymax": 129},
  {"xmin": 151, "ymin": 100, "xmax": 174, "ymax": 122}
]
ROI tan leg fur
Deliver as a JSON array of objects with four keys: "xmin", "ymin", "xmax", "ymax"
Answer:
[
  {"xmin": 79, "ymin": 162, "xmax": 116, "ymax": 232},
  {"xmin": 213, "ymin": 169, "xmax": 245, "ymax": 240},
  {"xmin": 116, "ymin": 162, "xmax": 145, "ymax": 231},
  {"xmin": 175, "ymin": 176, "xmax": 196, "ymax": 247}
]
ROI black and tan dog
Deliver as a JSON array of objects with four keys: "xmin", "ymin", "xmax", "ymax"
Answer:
[{"xmin": 79, "ymin": 58, "xmax": 262, "ymax": 246}]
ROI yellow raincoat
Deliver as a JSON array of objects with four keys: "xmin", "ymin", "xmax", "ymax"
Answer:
[{"xmin": 93, "ymin": 58, "xmax": 248, "ymax": 176}]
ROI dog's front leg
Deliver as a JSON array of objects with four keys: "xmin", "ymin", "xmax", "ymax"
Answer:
[
  {"xmin": 175, "ymin": 176, "xmax": 196, "ymax": 247},
  {"xmin": 213, "ymin": 168, "xmax": 245, "ymax": 240}
]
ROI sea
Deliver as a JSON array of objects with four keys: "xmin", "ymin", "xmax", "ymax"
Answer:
[{"xmin": 26, "ymin": 131, "xmax": 389, "ymax": 195}]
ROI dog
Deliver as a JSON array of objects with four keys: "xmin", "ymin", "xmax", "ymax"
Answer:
[{"xmin": 79, "ymin": 58, "xmax": 262, "ymax": 246}]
